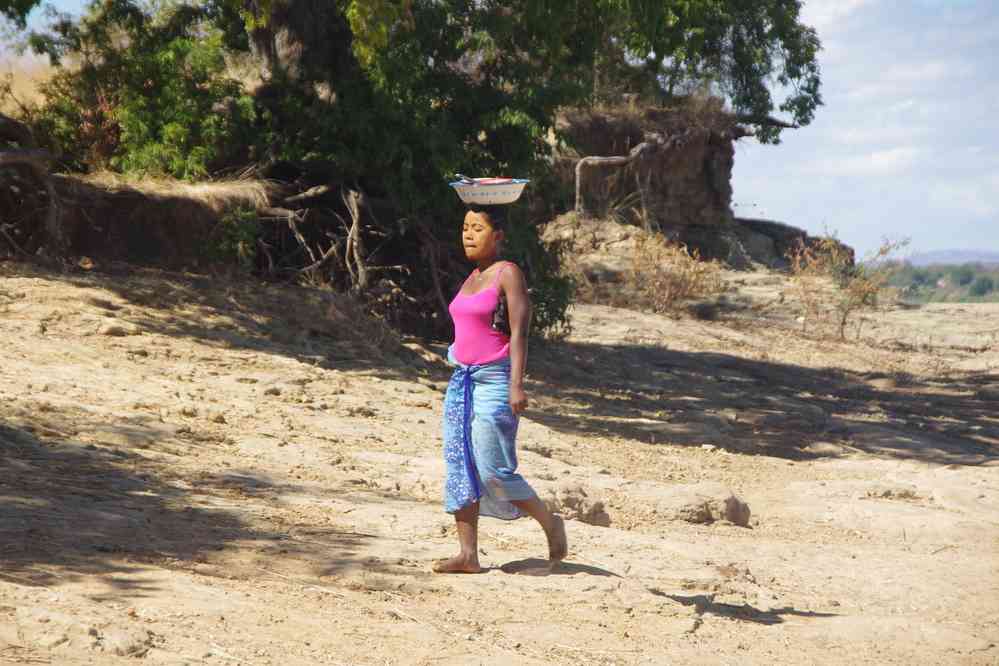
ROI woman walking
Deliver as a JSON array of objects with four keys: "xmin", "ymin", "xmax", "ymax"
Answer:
[{"xmin": 434, "ymin": 204, "xmax": 567, "ymax": 574}]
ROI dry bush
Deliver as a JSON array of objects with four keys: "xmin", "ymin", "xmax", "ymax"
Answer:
[
  {"xmin": 0, "ymin": 60, "xmax": 51, "ymax": 114},
  {"xmin": 629, "ymin": 232, "xmax": 725, "ymax": 313},
  {"xmin": 76, "ymin": 172, "xmax": 274, "ymax": 214},
  {"xmin": 787, "ymin": 235, "xmax": 908, "ymax": 340}
]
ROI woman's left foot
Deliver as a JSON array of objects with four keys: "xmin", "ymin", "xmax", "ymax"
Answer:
[
  {"xmin": 546, "ymin": 515, "xmax": 568, "ymax": 562},
  {"xmin": 432, "ymin": 554, "xmax": 483, "ymax": 574}
]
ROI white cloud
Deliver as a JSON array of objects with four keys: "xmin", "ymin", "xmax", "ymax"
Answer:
[
  {"xmin": 830, "ymin": 124, "xmax": 931, "ymax": 146},
  {"xmin": 803, "ymin": 0, "xmax": 876, "ymax": 31},
  {"xmin": 929, "ymin": 176, "xmax": 999, "ymax": 218},
  {"xmin": 845, "ymin": 60, "xmax": 972, "ymax": 101},
  {"xmin": 806, "ymin": 146, "xmax": 923, "ymax": 176}
]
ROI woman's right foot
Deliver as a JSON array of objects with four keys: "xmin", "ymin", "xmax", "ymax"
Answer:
[
  {"xmin": 432, "ymin": 554, "xmax": 483, "ymax": 574},
  {"xmin": 546, "ymin": 515, "xmax": 568, "ymax": 562}
]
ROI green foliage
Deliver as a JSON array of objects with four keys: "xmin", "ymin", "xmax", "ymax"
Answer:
[
  {"xmin": 0, "ymin": 0, "xmax": 41, "ymax": 28},
  {"xmin": 8, "ymin": 0, "xmax": 825, "ymax": 337},
  {"xmin": 951, "ymin": 265, "xmax": 975, "ymax": 286},
  {"xmin": 360, "ymin": 1, "xmax": 820, "ymax": 143},
  {"xmin": 344, "ymin": 0, "xmax": 413, "ymax": 75},
  {"xmin": 970, "ymin": 275, "xmax": 995, "ymax": 297},
  {"xmin": 889, "ymin": 262, "xmax": 999, "ymax": 303},
  {"xmin": 502, "ymin": 212, "xmax": 574, "ymax": 339},
  {"xmin": 909, "ymin": 268, "xmax": 939, "ymax": 286},
  {"xmin": 206, "ymin": 206, "xmax": 261, "ymax": 269},
  {"xmin": 591, "ymin": 0, "xmax": 822, "ymax": 142},
  {"xmin": 16, "ymin": 0, "xmax": 255, "ymax": 179}
]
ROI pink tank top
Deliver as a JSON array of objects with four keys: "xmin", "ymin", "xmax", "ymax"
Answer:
[{"xmin": 449, "ymin": 262, "xmax": 511, "ymax": 365}]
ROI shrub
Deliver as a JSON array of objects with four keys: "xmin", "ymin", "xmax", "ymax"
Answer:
[
  {"xmin": 205, "ymin": 206, "xmax": 261, "ymax": 270},
  {"xmin": 787, "ymin": 236, "xmax": 908, "ymax": 340},
  {"xmin": 970, "ymin": 276, "xmax": 995, "ymax": 297},
  {"xmin": 630, "ymin": 233, "xmax": 724, "ymax": 313},
  {"xmin": 951, "ymin": 265, "xmax": 975, "ymax": 286},
  {"xmin": 503, "ymin": 213, "xmax": 575, "ymax": 339},
  {"xmin": 11, "ymin": 3, "xmax": 254, "ymax": 179}
]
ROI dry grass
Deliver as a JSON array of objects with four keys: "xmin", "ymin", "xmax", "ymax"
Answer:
[
  {"xmin": 546, "ymin": 213, "xmax": 725, "ymax": 312},
  {"xmin": 75, "ymin": 171, "xmax": 276, "ymax": 213},
  {"xmin": 0, "ymin": 58, "xmax": 52, "ymax": 113},
  {"xmin": 630, "ymin": 232, "xmax": 725, "ymax": 313}
]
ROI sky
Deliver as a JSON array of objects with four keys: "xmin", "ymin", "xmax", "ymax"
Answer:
[
  {"xmin": 7, "ymin": 1, "xmax": 999, "ymax": 258},
  {"xmin": 732, "ymin": 0, "xmax": 999, "ymax": 257}
]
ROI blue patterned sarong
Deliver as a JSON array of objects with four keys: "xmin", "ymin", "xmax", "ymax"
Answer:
[{"xmin": 442, "ymin": 347, "xmax": 538, "ymax": 520}]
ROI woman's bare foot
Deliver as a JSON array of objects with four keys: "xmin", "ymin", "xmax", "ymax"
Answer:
[
  {"xmin": 546, "ymin": 515, "xmax": 568, "ymax": 562},
  {"xmin": 432, "ymin": 554, "xmax": 483, "ymax": 574}
]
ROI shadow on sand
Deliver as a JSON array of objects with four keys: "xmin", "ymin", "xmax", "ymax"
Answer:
[
  {"xmin": 499, "ymin": 557, "xmax": 619, "ymax": 577},
  {"xmin": 0, "ymin": 407, "xmax": 399, "ymax": 599},
  {"xmin": 530, "ymin": 339, "xmax": 998, "ymax": 466}
]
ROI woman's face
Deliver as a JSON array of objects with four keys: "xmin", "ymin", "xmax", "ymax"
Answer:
[{"xmin": 462, "ymin": 210, "xmax": 502, "ymax": 262}]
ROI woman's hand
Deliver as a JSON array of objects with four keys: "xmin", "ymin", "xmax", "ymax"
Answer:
[{"xmin": 510, "ymin": 384, "xmax": 528, "ymax": 415}]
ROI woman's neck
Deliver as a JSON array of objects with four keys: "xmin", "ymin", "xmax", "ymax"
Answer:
[{"xmin": 475, "ymin": 256, "xmax": 499, "ymax": 272}]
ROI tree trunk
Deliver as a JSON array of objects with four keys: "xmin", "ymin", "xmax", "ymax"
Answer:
[{"xmin": 343, "ymin": 189, "xmax": 369, "ymax": 292}]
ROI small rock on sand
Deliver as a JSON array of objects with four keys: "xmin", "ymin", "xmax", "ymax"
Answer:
[
  {"xmin": 100, "ymin": 627, "xmax": 154, "ymax": 657},
  {"xmin": 99, "ymin": 321, "xmax": 140, "ymax": 337},
  {"xmin": 804, "ymin": 441, "xmax": 848, "ymax": 457},
  {"xmin": 648, "ymin": 482, "xmax": 752, "ymax": 527},
  {"xmin": 546, "ymin": 481, "xmax": 611, "ymax": 527}
]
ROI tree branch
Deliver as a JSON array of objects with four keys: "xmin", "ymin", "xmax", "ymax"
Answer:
[
  {"xmin": 735, "ymin": 114, "xmax": 798, "ymax": 130},
  {"xmin": 574, "ymin": 130, "xmax": 692, "ymax": 218},
  {"xmin": 343, "ymin": 189, "xmax": 369, "ymax": 292},
  {"xmin": 282, "ymin": 184, "xmax": 333, "ymax": 208},
  {"xmin": 296, "ymin": 240, "xmax": 341, "ymax": 276}
]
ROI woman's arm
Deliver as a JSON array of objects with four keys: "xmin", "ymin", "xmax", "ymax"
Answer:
[{"xmin": 501, "ymin": 263, "xmax": 531, "ymax": 415}]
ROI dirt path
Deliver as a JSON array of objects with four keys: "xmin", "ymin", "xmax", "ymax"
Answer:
[{"xmin": 1, "ymin": 262, "xmax": 997, "ymax": 665}]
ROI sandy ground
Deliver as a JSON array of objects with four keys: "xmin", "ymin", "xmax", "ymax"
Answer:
[{"xmin": 1, "ymin": 261, "xmax": 998, "ymax": 665}]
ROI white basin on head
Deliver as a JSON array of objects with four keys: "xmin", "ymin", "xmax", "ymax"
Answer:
[{"xmin": 450, "ymin": 178, "xmax": 530, "ymax": 205}]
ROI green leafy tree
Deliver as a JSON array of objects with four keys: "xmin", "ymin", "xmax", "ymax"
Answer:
[
  {"xmin": 9, "ymin": 0, "xmax": 825, "ymax": 336},
  {"xmin": 0, "ymin": 0, "xmax": 42, "ymax": 28},
  {"xmin": 345, "ymin": 0, "xmax": 822, "ymax": 144},
  {"xmin": 970, "ymin": 275, "xmax": 995, "ymax": 297},
  {"xmin": 20, "ymin": 0, "xmax": 254, "ymax": 178},
  {"xmin": 951, "ymin": 264, "xmax": 975, "ymax": 286}
]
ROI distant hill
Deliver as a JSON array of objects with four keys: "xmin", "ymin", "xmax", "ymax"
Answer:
[{"xmin": 909, "ymin": 250, "xmax": 999, "ymax": 267}]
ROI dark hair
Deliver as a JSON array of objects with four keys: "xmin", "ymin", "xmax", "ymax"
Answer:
[{"xmin": 466, "ymin": 204, "xmax": 508, "ymax": 232}]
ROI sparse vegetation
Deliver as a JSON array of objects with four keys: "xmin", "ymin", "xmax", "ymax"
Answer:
[
  {"xmin": 787, "ymin": 235, "xmax": 908, "ymax": 340},
  {"xmin": 630, "ymin": 232, "xmax": 725, "ymax": 313}
]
